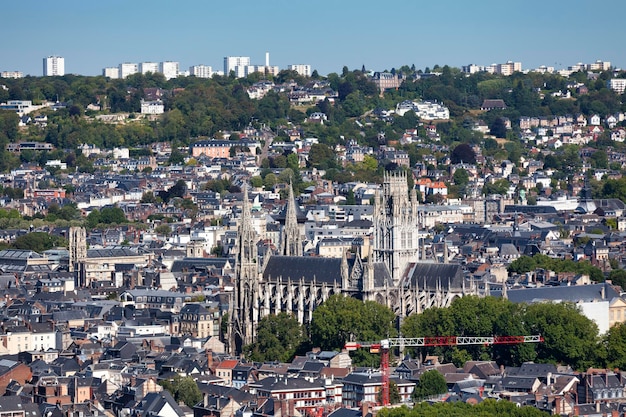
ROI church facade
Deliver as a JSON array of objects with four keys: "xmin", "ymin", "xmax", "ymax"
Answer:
[{"xmin": 231, "ymin": 172, "xmax": 478, "ymax": 354}]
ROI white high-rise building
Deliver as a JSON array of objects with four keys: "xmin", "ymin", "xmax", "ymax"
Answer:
[
  {"xmin": 189, "ymin": 65, "xmax": 214, "ymax": 78},
  {"xmin": 608, "ymin": 79, "xmax": 626, "ymax": 94},
  {"xmin": 43, "ymin": 56, "xmax": 65, "ymax": 76},
  {"xmin": 288, "ymin": 64, "xmax": 312, "ymax": 77},
  {"xmin": 103, "ymin": 67, "xmax": 120, "ymax": 79},
  {"xmin": 160, "ymin": 61, "xmax": 179, "ymax": 80},
  {"xmin": 224, "ymin": 56, "xmax": 250, "ymax": 77},
  {"xmin": 140, "ymin": 62, "xmax": 159, "ymax": 74},
  {"xmin": 119, "ymin": 63, "xmax": 138, "ymax": 79}
]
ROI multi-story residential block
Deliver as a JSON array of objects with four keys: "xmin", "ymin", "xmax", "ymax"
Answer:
[
  {"xmin": 119, "ymin": 63, "xmax": 138, "ymax": 78},
  {"xmin": 288, "ymin": 64, "xmax": 311, "ymax": 77},
  {"xmin": 189, "ymin": 65, "xmax": 214, "ymax": 78},
  {"xmin": 608, "ymin": 78, "xmax": 626, "ymax": 94},
  {"xmin": 587, "ymin": 60, "xmax": 611, "ymax": 71},
  {"xmin": 102, "ymin": 67, "xmax": 120, "ymax": 79},
  {"xmin": 497, "ymin": 61, "xmax": 522, "ymax": 75},
  {"xmin": 0, "ymin": 71, "xmax": 23, "ymax": 79},
  {"xmin": 159, "ymin": 61, "xmax": 179, "ymax": 80},
  {"xmin": 140, "ymin": 62, "xmax": 159, "ymax": 74},
  {"xmin": 43, "ymin": 56, "xmax": 65, "ymax": 76},
  {"xmin": 224, "ymin": 56, "xmax": 250, "ymax": 78}
]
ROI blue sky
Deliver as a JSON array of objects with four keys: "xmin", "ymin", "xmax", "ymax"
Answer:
[{"xmin": 3, "ymin": 0, "xmax": 626, "ymax": 77}]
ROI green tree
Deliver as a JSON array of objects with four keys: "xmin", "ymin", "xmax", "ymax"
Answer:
[
  {"xmin": 244, "ymin": 313, "xmax": 305, "ymax": 362},
  {"xmin": 608, "ymin": 269, "xmax": 626, "ymax": 290},
  {"xmin": 85, "ymin": 210, "xmax": 101, "ymax": 228},
  {"xmin": 605, "ymin": 322, "xmax": 626, "ymax": 370},
  {"xmin": 13, "ymin": 232, "xmax": 62, "ymax": 253},
  {"xmin": 483, "ymin": 179, "xmax": 510, "ymax": 196},
  {"xmin": 155, "ymin": 224, "xmax": 172, "ymax": 236},
  {"xmin": 411, "ymin": 370, "xmax": 447, "ymax": 401},
  {"xmin": 99, "ymin": 206, "xmax": 126, "ymax": 224},
  {"xmin": 311, "ymin": 295, "xmax": 396, "ymax": 366},
  {"xmin": 489, "ymin": 117, "xmax": 507, "ymax": 138},
  {"xmin": 452, "ymin": 168, "xmax": 469, "ymax": 188},
  {"xmin": 159, "ymin": 376, "xmax": 201, "ymax": 408},
  {"xmin": 250, "ymin": 176, "xmax": 264, "ymax": 188},
  {"xmin": 508, "ymin": 255, "xmax": 537, "ymax": 274},
  {"xmin": 522, "ymin": 302, "xmax": 602, "ymax": 370},
  {"xmin": 377, "ymin": 399, "xmax": 548, "ymax": 417},
  {"xmin": 141, "ymin": 191, "xmax": 159, "ymax": 204}
]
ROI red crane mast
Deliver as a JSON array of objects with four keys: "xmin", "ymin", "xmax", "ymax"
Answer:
[{"xmin": 345, "ymin": 335, "xmax": 543, "ymax": 407}]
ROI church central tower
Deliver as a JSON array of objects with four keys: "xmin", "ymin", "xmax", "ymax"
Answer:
[
  {"xmin": 232, "ymin": 184, "xmax": 259, "ymax": 354},
  {"xmin": 373, "ymin": 171, "xmax": 420, "ymax": 285}
]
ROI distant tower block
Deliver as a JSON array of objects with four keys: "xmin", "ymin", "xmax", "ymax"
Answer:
[
  {"xmin": 68, "ymin": 227, "xmax": 87, "ymax": 272},
  {"xmin": 265, "ymin": 52, "xmax": 270, "ymax": 67}
]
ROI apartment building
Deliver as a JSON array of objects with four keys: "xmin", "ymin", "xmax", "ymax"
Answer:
[
  {"xmin": 224, "ymin": 56, "xmax": 250, "ymax": 77},
  {"xmin": 288, "ymin": 64, "xmax": 312, "ymax": 77},
  {"xmin": 43, "ymin": 56, "xmax": 64, "ymax": 76}
]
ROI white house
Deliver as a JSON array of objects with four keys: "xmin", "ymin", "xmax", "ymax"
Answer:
[{"xmin": 141, "ymin": 100, "xmax": 164, "ymax": 115}]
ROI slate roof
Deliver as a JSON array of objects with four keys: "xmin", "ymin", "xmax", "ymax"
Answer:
[
  {"xmin": 500, "ymin": 376, "xmax": 538, "ymax": 391},
  {"xmin": 263, "ymin": 256, "xmax": 343, "ymax": 284},
  {"xmin": 507, "ymin": 362, "xmax": 558, "ymax": 378},
  {"xmin": 498, "ymin": 282, "xmax": 619, "ymax": 303},
  {"xmin": 87, "ymin": 248, "xmax": 141, "ymax": 258},
  {"xmin": 405, "ymin": 263, "xmax": 464, "ymax": 290},
  {"xmin": 329, "ymin": 408, "xmax": 373, "ymax": 417},
  {"xmin": 171, "ymin": 257, "xmax": 231, "ymax": 273}
]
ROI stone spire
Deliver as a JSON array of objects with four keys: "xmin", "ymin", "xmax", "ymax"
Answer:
[{"xmin": 281, "ymin": 181, "xmax": 302, "ymax": 256}]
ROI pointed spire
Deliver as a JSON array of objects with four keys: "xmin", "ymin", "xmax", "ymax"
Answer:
[
  {"xmin": 242, "ymin": 183, "xmax": 252, "ymax": 221},
  {"xmin": 281, "ymin": 181, "xmax": 302, "ymax": 256}
]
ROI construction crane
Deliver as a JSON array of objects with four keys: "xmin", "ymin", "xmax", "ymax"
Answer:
[{"xmin": 344, "ymin": 335, "xmax": 544, "ymax": 407}]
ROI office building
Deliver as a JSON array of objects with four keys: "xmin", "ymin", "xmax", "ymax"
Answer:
[{"xmin": 43, "ymin": 56, "xmax": 65, "ymax": 76}]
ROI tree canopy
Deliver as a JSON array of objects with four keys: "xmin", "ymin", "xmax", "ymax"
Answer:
[
  {"xmin": 411, "ymin": 370, "xmax": 448, "ymax": 401},
  {"xmin": 401, "ymin": 295, "xmax": 605, "ymax": 370},
  {"xmin": 310, "ymin": 295, "xmax": 396, "ymax": 366},
  {"xmin": 377, "ymin": 399, "xmax": 549, "ymax": 417},
  {"xmin": 244, "ymin": 313, "xmax": 305, "ymax": 362}
]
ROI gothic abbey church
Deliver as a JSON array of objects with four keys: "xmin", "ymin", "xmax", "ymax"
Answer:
[{"xmin": 231, "ymin": 172, "xmax": 476, "ymax": 354}]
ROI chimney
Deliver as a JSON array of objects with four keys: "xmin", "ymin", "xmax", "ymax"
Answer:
[
  {"xmin": 573, "ymin": 405, "xmax": 579, "ymax": 416},
  {"xmin": 206, "ymin": 349, "xmax": 213, "ymax": 369},
  {"xmin": 595, "ymin": 401, "xmax": 600, "ymax": 413},
  {"xmin": 554, "ymin": 396, "xmax": 561, "ymax": 414}
]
